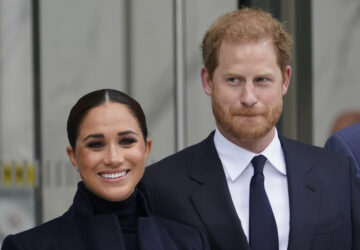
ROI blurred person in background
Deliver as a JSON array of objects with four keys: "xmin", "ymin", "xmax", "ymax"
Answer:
[
  {"xmin": 325, "ymin": 121, "xmax": 360, "ymax": 176},
  {"xmin": 329, "ymin": 111, "xmax": 360, "ymax": 134}
]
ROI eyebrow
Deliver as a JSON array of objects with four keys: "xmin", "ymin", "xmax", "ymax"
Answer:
[
  {"xmin": 83, "ymin": 134, "xmax": 104, "ymax": 142},
  {"xmin": 224, "ymin": 71, "xmax": 273, "ymax": 76},
  {"xmin": 118, "ymin": 130, "xmax": 138, "ymax": 136},
  {"xmin": 82, "ymin": 130, "xmax": 138, "ymax": 142},
  {"xmin": 256, "ymin": 72, "xmax": 274, "ymax": 77}
]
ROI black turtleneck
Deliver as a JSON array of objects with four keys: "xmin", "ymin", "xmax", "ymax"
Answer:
[{"xmin": 79, "ymin": 182, "xmax": 145, "ymax": 250}]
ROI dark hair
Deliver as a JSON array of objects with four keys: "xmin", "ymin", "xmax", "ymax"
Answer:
[{"xmin": 67, "ymin": 89, "xmax": 148, "ymax": 150}]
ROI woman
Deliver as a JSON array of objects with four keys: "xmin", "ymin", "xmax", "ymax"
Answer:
[{"xmin": 2, "ymin": 89, "xmax": 209, "ymax": 250}]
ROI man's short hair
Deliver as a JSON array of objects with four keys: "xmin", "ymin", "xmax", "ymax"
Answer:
[{"xmin": 201, "ymin": 7, "xmax": 293, "ymax": 79}]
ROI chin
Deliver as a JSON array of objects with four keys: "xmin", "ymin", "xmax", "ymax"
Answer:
[{"xmin": 225, "ymin": 122, "xmax": 274, "ymax": 141}]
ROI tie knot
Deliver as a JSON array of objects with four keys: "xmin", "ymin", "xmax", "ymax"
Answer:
[{"xmin": 251, "ymin": 155, "xmax": 267, "ymax": 174}]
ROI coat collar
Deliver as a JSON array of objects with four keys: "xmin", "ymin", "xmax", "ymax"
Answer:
[
  {"xmin": 73, "ymin": 215, "xmax": 167, "ymax": 250},
  {"xmin": 71, "ymin": 182, "xmax": 152, "ymax": 219},
  {"xmin": 66, "ymin": 183, "xmax": 167, "ymax": 250},
  {"xmin": 188, "ymin": 131, "xmax": 250, "ymax": 250}
]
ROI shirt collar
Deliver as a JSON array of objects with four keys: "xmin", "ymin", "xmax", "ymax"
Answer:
[{"xmin": 214, "ymin": 128, "xmax": 286, "ymax": 182}]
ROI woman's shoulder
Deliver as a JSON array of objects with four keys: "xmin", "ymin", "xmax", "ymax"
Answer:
[{"xmin": 1, "ymin": 212, "xmax": 76, "ymax": 250}]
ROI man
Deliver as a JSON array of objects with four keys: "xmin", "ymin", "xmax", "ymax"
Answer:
[
  {"xmin": 144, "ymin": 8, "xmax": 360, "ymax": 250},
  {"xmin": 325, "ymin": 122, "xmax": 360, "ymax": 174},
  {"xmin": 329, "ymin": 111, "xmax": 360, "ymax": 134}
]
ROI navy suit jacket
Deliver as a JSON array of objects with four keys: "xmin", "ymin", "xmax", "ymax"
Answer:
[
  {"xmin": 1, "ymin": 183, "xmax": 210, "ymax": 250},
  {"xmin": 325, "ymin": 122, "xmax": 360, "ymax": 175},
  {"xmin": 144, "ymin": 131, "xmax": 360, "ymax": 250}
]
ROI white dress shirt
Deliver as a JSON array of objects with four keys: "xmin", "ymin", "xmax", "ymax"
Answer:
[{"xmin": 214, "ymin": 128, "xmax": 289, "ymax": 250}]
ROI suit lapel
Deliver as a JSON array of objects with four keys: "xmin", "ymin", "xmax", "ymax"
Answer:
[
  {"xmin": 280, "ymin": 137, "xmax": 320, "ymax": 250},
  {"xmin": 189, "ymin": 132, "xmax": 250, "ymax": 250},
  {"xmin": 187, "ymin": 134, "xmax": 322, "ymax": 250},
  {"xmin": 138, "ymin": 217, "xmax": 167, "ymax": 250}
]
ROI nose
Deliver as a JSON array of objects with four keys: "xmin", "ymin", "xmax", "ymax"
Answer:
[
  {"xmin": 240, "ymin": 82, "xmax": 257, "ymax": 107},
  {"xmin": 104, "ymin": 144, "xmax": 123, "ymax": 167}
]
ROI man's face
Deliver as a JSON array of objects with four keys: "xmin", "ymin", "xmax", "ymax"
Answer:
[{"xmin": 201, "ymin": 39, "xmax": 291, "ymax": 148}]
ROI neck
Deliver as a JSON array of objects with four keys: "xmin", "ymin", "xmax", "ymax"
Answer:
[{"xmin": 222, "ymin": 128, "xmax": 276, "ymax": 153}]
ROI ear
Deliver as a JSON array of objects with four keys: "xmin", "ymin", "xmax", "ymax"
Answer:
[
  {"xmin": 144, "ymin": 138, "xmax": 152, "ymax": 160},
  {"xmin": 66, "ymin": 146, "xmax": 78, "ymax": 170},
  {"xmin": 281, "ymin": 65, "xmax": 291, "ymax": 96},
  {"xmin": 201, "ymin": 66, "xmax": 213, "ymax": 95}
]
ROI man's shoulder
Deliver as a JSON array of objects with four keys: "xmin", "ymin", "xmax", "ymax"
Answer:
[
  {"xmin": 280, "ymin": 136, "xmax": 323, "ymax": 151},
  {"xmin": 324, "ymin": 123, "xmax": 360, "ymax": 166},
  {"xmin": 338, "ymin": 122, "xmax": 360, "ymax": 135},
  {"xmin": 280, "ymin": 136, "xmax": 352, "ymax": 163},
  {"xmin": 152, "ymin": 215, "xmax": 201, "ymax": 234},
  {"xmin": 151, "ymin": 215, "xmax": 209, "ymax": 249},
  {"xmin": 329, "ymin": 122, "xmax": 360, "ymax": 142},
  {"xmin": 146, "ymin": 131, "xmax": 215, "ymax": 172}
]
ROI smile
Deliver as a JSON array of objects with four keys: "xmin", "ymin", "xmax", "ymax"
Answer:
[{"xmin": 100, "ymin": 170, "xmax": 128, "ymax": 179}]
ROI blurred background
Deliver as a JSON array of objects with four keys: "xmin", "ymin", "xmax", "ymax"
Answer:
[{"xmin": 1, "ymin": 0, "xmax": 360, "ymax": 244}]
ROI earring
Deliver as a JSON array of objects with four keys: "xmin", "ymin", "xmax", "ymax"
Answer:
[{"xmin": 74, "ymin": 166, "xmax": 79, "ymax": 172}]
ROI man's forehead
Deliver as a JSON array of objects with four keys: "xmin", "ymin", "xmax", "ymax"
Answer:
[{"xmin": 217, "ymin": 38, "xmax": 280, "ymax": 69}]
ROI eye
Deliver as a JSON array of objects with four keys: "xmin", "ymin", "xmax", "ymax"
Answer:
[
  {"xmin": 256, "ymin": 77, "xmax": 267, "ymax": 82},
  {"xmin": 255, "ymin": 77, "xmax": 271, "ymax": 86},
  {"xmin": 228, "ymin": 77, "xmax": 240, "ymax": 85},
  {"xmin": 87, "ymin": 141, "xmax": 104, "ymax": 148},
  {"xmin": 119, "ymin": 137, "xmax": 137, "ymax": 146}
]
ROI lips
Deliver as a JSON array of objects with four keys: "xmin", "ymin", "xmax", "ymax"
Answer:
[
  {"xmin": 235, "ymin": 111, "xmax": 264, "ymax": 116},
  {"xmin": 232, "ymin": 107, "xmax": 267, "ymax": 116},
  {"xmin": 99, "ymin": 170, "xmax": 129, "ymax": 179}
]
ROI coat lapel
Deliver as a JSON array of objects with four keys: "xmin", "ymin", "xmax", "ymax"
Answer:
[
  {"xmin": 280, "ymin": 137, "xmax": 321, "ymax": 250},
  {"xmin": 71, "ymin": 183, "xmax": 165, "ymax": 250},
  {"xmin": 189, "ymin": 132, "xmax": 250, "ymax": 250},
  {"xmin": 78, "ymin": 214, "xmax": 126, "ymax": 250},
  {"xmin": 70, "ymin": 186, "xmax": 127, "ymax": 250},
  {"xmin": 79, "ymin": 215, "xmax": 169, "ymax": 250}
]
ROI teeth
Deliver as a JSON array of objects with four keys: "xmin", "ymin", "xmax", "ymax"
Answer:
[{"xmin": 101, "ymin": 171, "xmax": 127, "ymax": 179}]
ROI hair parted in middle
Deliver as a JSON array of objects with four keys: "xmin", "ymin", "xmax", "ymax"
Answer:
[
  {"xmin": 67, "ymin": 89, "xmax": 148, "ymax": 150},
  {"xmin": 201, "ymin": 7, "xmax": 293, "ymax": 79}
]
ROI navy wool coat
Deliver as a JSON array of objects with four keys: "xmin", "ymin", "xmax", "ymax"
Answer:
[{"xmin": 1, "ymin": 184, "xmax": 210, "ymax": 250}]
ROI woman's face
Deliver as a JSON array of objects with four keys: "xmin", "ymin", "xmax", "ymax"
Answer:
[{"xmin": 67, "ymin": 102, "xmax": 151, "ymax": 201}]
